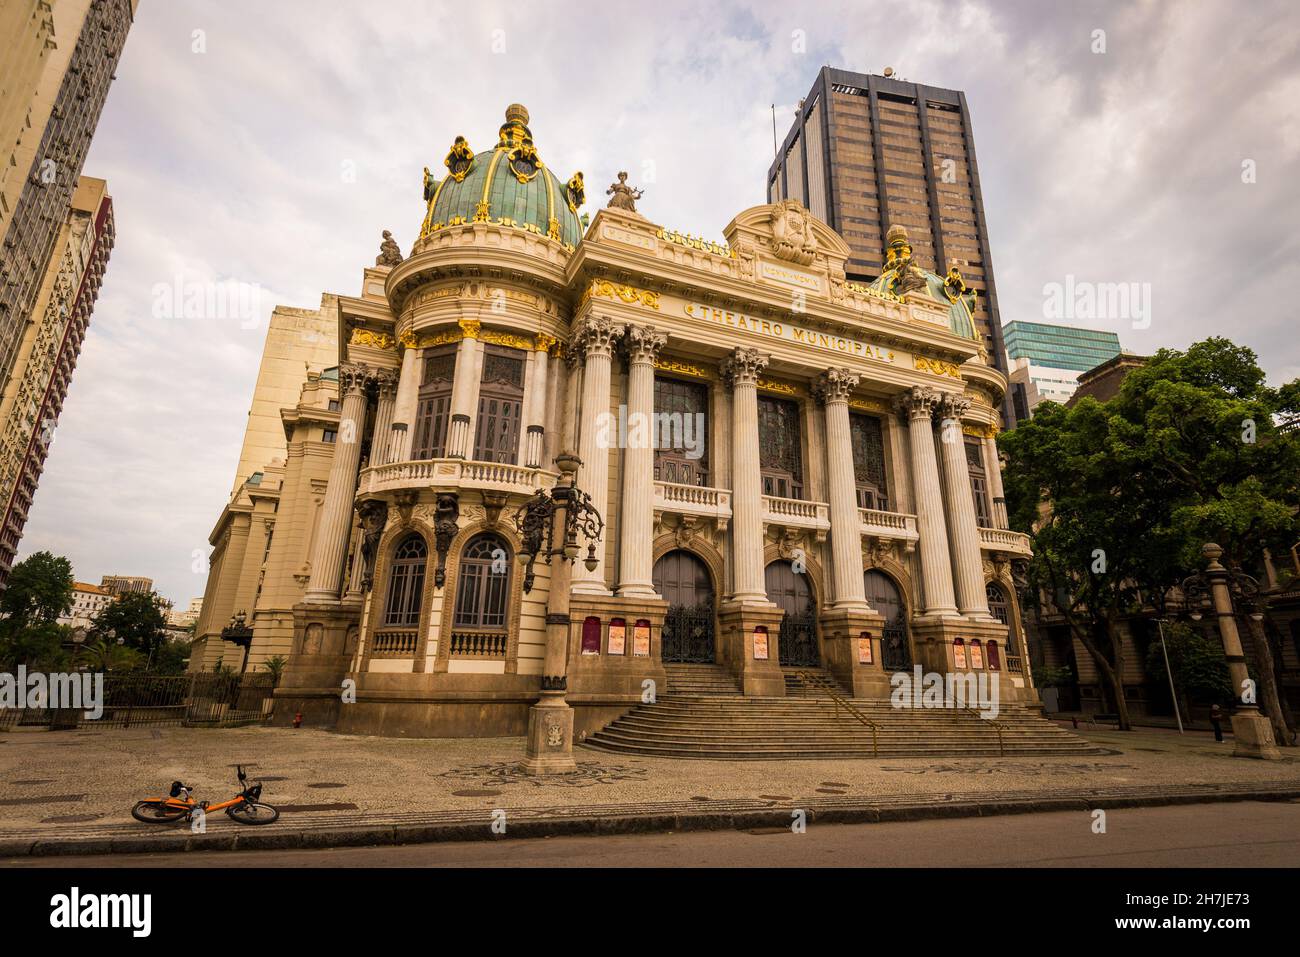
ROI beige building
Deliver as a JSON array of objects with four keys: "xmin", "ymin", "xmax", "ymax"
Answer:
[
  {"xmin": 0, "ymin": 176, "xmax": 113, "ymax": 582},
  {"xmin": 194, "ymin": 104, "xmax": 1044, "ymax": 752}
]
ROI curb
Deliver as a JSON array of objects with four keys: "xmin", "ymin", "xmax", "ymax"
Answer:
[{"xmin": 3, "ymin": 785, "xmax": 1298, "ymax": 857}]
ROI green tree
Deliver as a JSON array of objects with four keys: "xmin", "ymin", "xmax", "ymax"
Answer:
[
  {"xmin": 1003, "ymin": 338, "xmax": 1299, "ymax": 740},
  {"xmin": 76, "ymin": 637, "xmax": 142, "ymax": 672},
  {"xmin": 0, "ymin": 551, "xmax": 73, "ymax": 627},
  {"xmin": 88, "ymin": 591, "xmax": 169, "ymax": 662},
  {"xmin": 0, "ymin": 552, "xmax": 75, "ymax": 668},
  {"xmin": 1144, "ymin": 622, "xmax": 1233, "ymax": 723}
]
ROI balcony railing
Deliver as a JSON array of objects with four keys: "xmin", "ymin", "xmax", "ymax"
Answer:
[
  {"xmin": 449, "ymin": 630, "xmax": 508, "ymax": 659},
  {"xmin": 858, "ymin": 508, "xmax": 919, "ymax": 543},
  {"xmin": 371, "ymin": 629, "xmax": 417, "ymax": 657},
  {"xmin": 356, "ymin": 458, "xmax": 556, "ymax": 498},
  {"xmin": 762, "ymin": 495, "xmax": 830, "ymax": 540},
  {"xmin": 653, "ymin": 481, "xmax": 732, "ymax": 529},
  {"xmin": 977, "ymin": 526, "xmax": 1033, "ymax": 557},
  {"xmin": 1006, "ymin": 655, "xmax": 1024, "ymax": 675}
]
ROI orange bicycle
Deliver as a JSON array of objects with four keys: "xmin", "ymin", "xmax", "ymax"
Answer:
[{"xmin": 131, "ymin": 765, "xmax": 279, "ymax": 825}]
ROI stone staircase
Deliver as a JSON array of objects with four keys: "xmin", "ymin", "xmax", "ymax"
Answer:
[
  {"xmin": 584, "ymin": 670, "xmax": 1106, "ymax": 759},
  {"xmin": 663, "ymin": 663, "xmax": 741, "ymax": 696}
]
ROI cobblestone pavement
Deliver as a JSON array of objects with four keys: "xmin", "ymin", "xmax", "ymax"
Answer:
[{"xmin": 1, "ymin": 722, "xmax": 1296, "ymax": 844}]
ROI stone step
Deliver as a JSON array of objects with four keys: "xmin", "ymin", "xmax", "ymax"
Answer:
[{"xmin": 586, "ymin": 688, "xmax": 1102, "ymax": 759}]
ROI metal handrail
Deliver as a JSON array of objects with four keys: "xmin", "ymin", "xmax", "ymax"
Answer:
[
  {"xmin": 793, "ymin": 670, "xmax": 879, "ymax": 757},
  {"xmin": 960, "ymin": 704, "xmax": 1006, "ymax": 756}
]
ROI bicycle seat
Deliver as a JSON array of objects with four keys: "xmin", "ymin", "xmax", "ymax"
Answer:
[{"xmin": 169, "ymin": 781, "xmax": 186, "ymax": 797}]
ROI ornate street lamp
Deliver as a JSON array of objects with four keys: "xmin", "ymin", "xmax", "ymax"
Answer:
[
  {"xmin": 220, "ymin": 610, "xmax": 254, "ymax": 675},
  {"xmin": 511, "ymin": 452, "xmax": 605, "ymax": 774},
  {"xmin": 1179, "ymin": 544, "xmax": 1280, "ymax": 759}
]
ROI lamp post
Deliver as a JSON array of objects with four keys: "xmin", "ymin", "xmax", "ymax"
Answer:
[
  {"xmin": 220, "ymin": 610, "xmax": 254, "ymax": 675},
  {"xmin": 1151, "ymin": 619, "xmax": 1183, "ymax": 734},
  {"xmin": 1181, "ymin": 543, "xmax": 1279, "ymax": 760},
  {"xmin": 513, "ymin": 452, "xmax": 605, "ymax": 774}
]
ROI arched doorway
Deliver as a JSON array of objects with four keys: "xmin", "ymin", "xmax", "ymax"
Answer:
[
  {"xmin": 865, "ymin": 569, "xmax": 912, "ymax": 671},
  {"xmin": 766, "ymin": 559, "xmax": 818, "ymax": 667},
  {"xmin": 652, "ymin": 550, "xmax": 715, "ymax": 663}
]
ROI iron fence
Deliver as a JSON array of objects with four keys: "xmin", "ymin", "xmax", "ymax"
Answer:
[{"xmin": 0, "ymin": 672, "xmax": 277, "ymax": 731}]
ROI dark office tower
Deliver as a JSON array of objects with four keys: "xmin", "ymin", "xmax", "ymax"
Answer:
[
  {"xmin": 0, "ymin": 0, "xmax": 135, "ymax": 400},
  {"xmin": 768, "ymin": 67, "xmax": 1013, "ymax": 419}
]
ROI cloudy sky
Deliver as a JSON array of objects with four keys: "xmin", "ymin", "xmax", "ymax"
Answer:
[{"xmin": 18, "ymin": 0, "xmax": 1299, "ymax": 605}]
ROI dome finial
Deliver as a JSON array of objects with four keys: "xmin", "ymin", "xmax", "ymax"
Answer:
[{"xmin": 505, "ymin": 103, "xmax": 530, "ymax": 126}]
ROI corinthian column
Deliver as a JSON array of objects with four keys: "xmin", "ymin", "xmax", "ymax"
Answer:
[
  {"xmin": 446, "ymin": 319, "xmax": 482, "ymax": 459},
  {"xmin": 388, "ymin": 342, "xmax": 420, "ymax": 463},
  {"xmin": 893, "ymin": 387, "xmax": 958, "ymax": 617},
  {"xmin": 815, "ymin": 369, "xmax": 870, "ymax": 611},
  {"xmin": 936, "ymin": 393, "xmax": 991, "ymax": 618},
  {"xmin": 617, "ymin": 324, "xmax": 666, "ymax": 598},
  {"xmin": 369, "ymin": 368, "xmax": 399, "ymax": 467},
  {"xmin": 722, "ymin": 347, "xmax": 770, "ymax": 603},
  {"xmin": 306, "ymin": 363, "xmax": 372, "ymax": 603},
  {"xmin": 570, "ymin": 316, "xmax": 622, "ymax": 595}
]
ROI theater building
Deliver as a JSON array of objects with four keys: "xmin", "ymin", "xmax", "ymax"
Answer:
[{"xmin": 192, "ymin": 104, "xmax": 1038, "ymax": 741}]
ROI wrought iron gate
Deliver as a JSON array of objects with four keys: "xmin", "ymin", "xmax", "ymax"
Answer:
[
  {"xmin": 881, "ymin": 622, "xmax": 912, "ymax": 671},
  {"xmin": 777, "ymin": 611, "xmax": 820, "ymax": 667},
  {"xmin": 661, "ymin": 602, "xmax": 716, "ymax": 663}
]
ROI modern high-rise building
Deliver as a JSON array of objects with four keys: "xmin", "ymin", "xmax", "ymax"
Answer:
[
  {"xmin": 767, "ymin": 66, "xmax": 1012, "ymax": 421},
  {"xmin": 0, "ymin": 175, "xmax": 114, "ymax": 584},
  {"xmin": 0, "ymin": 0, "xmax": 136, "ymax": 402},
  {"xmin": 1001, "ymin": 320, "xmax": 1122, "ymax": 419}
]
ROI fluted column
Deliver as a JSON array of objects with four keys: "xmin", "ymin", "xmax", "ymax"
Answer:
[
  {"xmin": 525, "ymin": 334, "xmax": 555, "ymax": 468},
  {"xmin": 893, "ymin": 387, "xmax": 958, "ymax": 617},
  {"xmin": 983, "ymin": 434, "xmax": 1008, "ymax": 529},
  {"xmin": 722, "ymin": 347, "xmax": 770, "ymax": 603},
  {"xmin": 369, "ymin": 368, "xmax": 399, "ymax": 467},
  {"xmin": 617, "ymin": 324, "xmax": 666, "ymax": 598},
  {"xmin": 937, "ymin": 393, "xmax": 991, "ymax": 618},
  {"xmin": 815, "ymin": 369, "xmax": 871, "ymax": 611},
  {"xmin": 570, "ymin": 316, "xmax": 622, "ymax": 595},
  {"xmin": 446, "ymin": 320, "xmax": 482, "ymax": 459},
  {"xmin": 388, "ymin": 344, "xmax": 420, "ymax": 463},
  {"xmin": 306, "ymin": 363, "xmax": 372, "ymax": 603}
]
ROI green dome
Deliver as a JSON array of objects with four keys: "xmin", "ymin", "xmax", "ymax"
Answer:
[{"xmin": 419, "ymin": 104, "xmax": 584, "ymax": 250}]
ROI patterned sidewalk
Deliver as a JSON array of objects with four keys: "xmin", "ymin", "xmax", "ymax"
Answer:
[{"xmin": 2, "ymin": 723, "xmax": 1297, "ymax": 856}]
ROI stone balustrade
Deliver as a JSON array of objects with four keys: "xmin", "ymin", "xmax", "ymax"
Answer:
[
  {"xmin": 977, "ymin": 526, "xmax": 1033, "ymax": 557},
  {"xmin": 356, "ymin": 458, "xmax": 557, "ymax": 498},
  {"xmin": 858, "ymin": 508, "xmax": 920, "ymax": 543},
  {"xmin": 762, "ymin": 494, "xmax": 831, "ymax": 540},
  {"xmin": 653, "ymin": 480, "xmax": 732, "ymax": 530}
]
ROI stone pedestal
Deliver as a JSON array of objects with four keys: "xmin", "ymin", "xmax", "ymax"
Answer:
[
  {"xmin": 718, "ymin": 601, "xmax": 786, "ymax": 697},
  {"xmin": 521, "ymin": 693, "xmax": 576, "ymax": 774},
  {"xmin": 819, "ymin": 606, "xmax": 892, "ymax": 698},
  {"xmin": 272, "ymin": 599, "xmax": 363, "ymax": 727},
  {"xmin": 1230, "ymin": 711, "xmax": 1282, "ymax": 760}
]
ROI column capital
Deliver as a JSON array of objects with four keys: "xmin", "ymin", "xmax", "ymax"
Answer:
[
  {"xmin": 570, "ymin": 315, "xmax": 623, "ymax": 362},
  {"xmin": 458, "ymin": 319, "xmax": 481, "ymax": 340},
  {"xmin": 720, "ymin": 347, "xmax": 769, "ymax": 389},
  {"xmin": 339, "ymin": 362, "xmax": 375, "ymax": 397},
  {"xmin": 938, "ymin": 392, "xmax": 972, "ymax": 422},
  {"xmin": 623, "ymin": 323, "xmax": 667, "ymax": 365},
  {"xmin": 534, "ymin": 332, "xmax": 559, "ymax": 353},
  {"xmin": 892, "ymin": 385, "xmax": 942, "ymax": 422},
  {"xmin": 374, "ymin": 367, "xmax": 400, "ymax": 399},
  {"xmin": 813, "ymin": 367, "xmax": 860, "ymax": 405}
]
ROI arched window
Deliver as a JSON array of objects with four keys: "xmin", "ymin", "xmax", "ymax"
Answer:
[
  {"xmin": 986, "ymin": 582, "xmax": 1009, "ymax": 625},
  {"xmin": 453, "ymin": 533, "xmax": 511, "ymax": 630},
  {"xmin": 414, "ymin": 347, "xmax": 457, "ymax": 459},
  {"xmin": 865, "ymin": 569, "xmax": 911, "ymax": 670},
  {"xmin": 383, "ymin": 534, "xmax": 428, "ymax": 627}
]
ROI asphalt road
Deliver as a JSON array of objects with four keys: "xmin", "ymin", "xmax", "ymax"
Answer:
[{"xmin": 5, "ymin": 800, "xmax": 1299, "ymax": 867}]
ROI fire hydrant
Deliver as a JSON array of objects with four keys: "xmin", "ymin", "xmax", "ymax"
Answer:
[{"xmin": 292, "ymin": 711, "xmax": 303, "ymax": 728}]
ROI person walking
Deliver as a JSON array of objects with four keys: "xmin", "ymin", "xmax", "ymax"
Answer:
[{"xmin": 1209, "ymin": 703, "xmax": 1224, "ymax": 742}]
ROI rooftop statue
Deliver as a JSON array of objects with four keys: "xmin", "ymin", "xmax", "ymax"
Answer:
[
  {"xmin": 606, "ymin": 171, "xmax": 643, "ymax": 214},
  {"xmin": 566, "ymin": 171, "xmax": 585, "ymax": 213},
  {"xmin": 422, "ymin": 166, "xmax": 437, "ymax": 203},
  {"xmin": 375, "ymin": 229, "xmax": 403, "ymax": 267},
  {"xmin": 868, "ymin": 223, "xmax": 978, "ymax": 340}
]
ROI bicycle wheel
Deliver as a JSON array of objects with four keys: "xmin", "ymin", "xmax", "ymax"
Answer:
[
  {"xmin": 226, "ymin": 801, "xmax": 279, "ymax": 825},
  {"xmin": 132, "ymin": 800, "xmax": 188, "ymax": 824}
]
